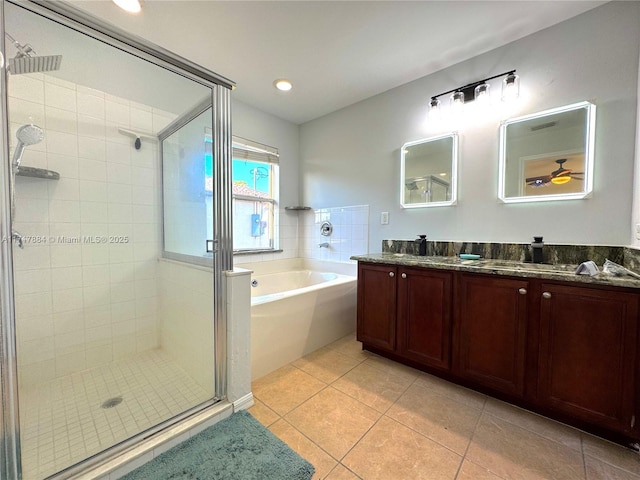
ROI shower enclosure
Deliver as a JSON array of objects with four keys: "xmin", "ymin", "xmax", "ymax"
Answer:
[{"xmin": 0, "ymin": 1, "xmax": 233, "ymax": 479}]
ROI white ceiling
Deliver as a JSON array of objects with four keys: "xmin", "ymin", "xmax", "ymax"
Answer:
[{"xmin": 68, "ymin": 0, "xmax": 607, "ymax": 125}]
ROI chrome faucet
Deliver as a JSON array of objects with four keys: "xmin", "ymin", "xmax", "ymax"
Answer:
[
  {"xmin": 319, "ymin": 242, "xmax": 329, "ymax": 248},
  {"xmin": 12, "ymin": 230, "xmax": 24, "ymax": 249}
]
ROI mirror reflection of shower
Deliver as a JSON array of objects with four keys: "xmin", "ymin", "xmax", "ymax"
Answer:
[{"xmin": 5, "ymin": 32, "xmax": 62, "ymax": 74}]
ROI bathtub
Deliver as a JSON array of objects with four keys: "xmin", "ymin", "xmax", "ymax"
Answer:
[{"xmin": 250, "ymin": 269, "xmax": 357, "ymax": 379}]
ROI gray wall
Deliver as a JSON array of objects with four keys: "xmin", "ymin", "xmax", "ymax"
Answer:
[{"xmin": 299, "ymin": 1, "xmax": 640, "ymax": 248}]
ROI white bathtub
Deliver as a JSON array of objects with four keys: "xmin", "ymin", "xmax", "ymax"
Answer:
[{"xmin": 250, "ymin": 269, "xmax": 357, "ymax": 379}]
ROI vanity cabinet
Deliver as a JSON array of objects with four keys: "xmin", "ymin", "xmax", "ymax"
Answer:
[
  {"xmin": 357, "ymin": 263, "xmax": 452, "ymax": 370},
  {"xmin": 357, "ymin": 263, "xmax": 397, "ymax": 351},
  {"xmin": 397, "ymin": 267, "xmax": 452, "ymax": 370},
  {"xmin": 356, "ymin": 259, "xmax": 640, "ymax": 445},
  {"xmin": 537, "ymin": 283, "xmax": 639, "ymax": 434},
  {"xmin": 454, "ymin": 274, "xmax": 529, "ymax": 397}
]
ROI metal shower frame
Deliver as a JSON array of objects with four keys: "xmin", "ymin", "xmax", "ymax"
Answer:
[{"xmin": 0, "ymin": 1, "xmax": 235, "ymax": 478}]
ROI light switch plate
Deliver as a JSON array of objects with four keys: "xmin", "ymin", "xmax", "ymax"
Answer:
[{"xmin": 381, "ymin": 212, "xmax": 389, "ymax": 225}]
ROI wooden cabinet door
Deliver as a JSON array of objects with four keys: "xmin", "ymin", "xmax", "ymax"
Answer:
[
  {"xmin": 397, "ymin": 267, "xmax": 452, "ymax": 370},
  {"xmin": 538, "ymin": 283, "xmax": 638, "ymax": 433},
  {"xmin": 455, "ymin": 274, "xmax": 529, "ymax": 397},
  {"xmin": 357, "ymin": 263, "xmax": 397, "ymax": 351}
]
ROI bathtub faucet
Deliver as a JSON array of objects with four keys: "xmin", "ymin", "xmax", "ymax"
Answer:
[{"xmin": 319, "ymin": 242, "xmax": 329, "ymax": 248}]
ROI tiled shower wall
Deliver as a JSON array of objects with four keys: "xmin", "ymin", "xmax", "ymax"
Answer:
[
  {"xmin": 300, "ymin": 205, "xmax": 369, "ymax": 263},
  {"xmin": 10, "ymin": 72, "xmax": 175, "ymax": 387}
]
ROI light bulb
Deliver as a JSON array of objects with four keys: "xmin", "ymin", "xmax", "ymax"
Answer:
[
  {"xmin": 474, "ymin": 83, "xmax": 491, "ymax": 105},
  {"xmin": 428, "ymin": 98, "xmax": 441, "ymax": 121},
  {"xmin": 273, "ymin": 79, "xmax": 293, "ymax": 92},
  {"xmin": 450, "ymin": 91, "xmax": 464, "ymax": 114},
  {"xmin": 502, "ymin": 73, "xmax": 520, "ymax": 102},
  {"xmin": 112, "ymin": 0, "xmax": 141, "ymax": 13}
]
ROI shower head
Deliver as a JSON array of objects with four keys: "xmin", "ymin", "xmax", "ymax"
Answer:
[
  {"xmin": 5, "ymin": 33, "xmax": 62, "ymax": 75},
  {"xmin": 12, "ymin": 124, "xmax": 44, "ymax": 172},
  {"xmin": 9, "ymin": 55, "xmax": 62, "ymax": 75}
]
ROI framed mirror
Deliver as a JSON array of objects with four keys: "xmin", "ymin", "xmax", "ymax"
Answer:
[
  {"xmin": 498, "ymin": 101, "xmax": 596, "ymax": 203},
  {"xmin": 401, "ymin": 132, "xmax": 458, "ymax": 208}
]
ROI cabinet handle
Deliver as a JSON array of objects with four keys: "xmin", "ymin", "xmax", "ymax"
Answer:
[
  {"xmin": 542, "ymin": 292, "xmax": 552, "ymax": 299},
  {"xmin": 389, "ymin": 272, "xmax": 395, "ymax": 277},
  {"xmin": 518, "ymin": 288, "xmax": 527, "ymax": 295},
  {"xmin": 401, "ymin": 273, "xmax": 407, "ymax": 279}
]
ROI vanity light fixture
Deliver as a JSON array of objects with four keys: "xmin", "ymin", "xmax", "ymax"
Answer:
[
  {"xmin": 273, "ymin": 79, "xmax": 293, "ymax": 92},
  {"xmin": 112, "ymin": 0, "xmax": 142, "ymax": 13},
  {"xmin": 429, "ymin": 69, "xmax": 518, "ymax": 117}
]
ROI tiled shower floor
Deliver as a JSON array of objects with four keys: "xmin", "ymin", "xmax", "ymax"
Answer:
[{"xmin": 18, "ymin": 349, "xmax": 211, "ymax": 480}]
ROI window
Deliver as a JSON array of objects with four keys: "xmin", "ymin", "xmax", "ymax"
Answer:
[
  {"xmin": 231, "ymin": 137, "xmax": 279, "ymax": 252},
  {"xmin": 202, "ymin": 134, "xmax": 279, "ymax": 254}
]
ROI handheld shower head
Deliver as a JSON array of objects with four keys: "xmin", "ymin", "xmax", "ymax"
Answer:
[{"xmin": 12, "ymin": 124, "xmax": 44, "ymax": 172}]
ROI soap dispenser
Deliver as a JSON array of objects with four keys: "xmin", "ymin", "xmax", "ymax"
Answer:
[
  {"xmin": 417, "ymin": 235, "xmax": 427, "ymax": 256},
  {"xmin": 531, "ymin": 236, "xmax": 544, "ymax": 263}
]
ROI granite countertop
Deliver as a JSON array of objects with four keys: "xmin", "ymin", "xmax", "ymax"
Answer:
[{"xmin": 350, "ymin": 253, "xmax": 640, "ymax": 289}]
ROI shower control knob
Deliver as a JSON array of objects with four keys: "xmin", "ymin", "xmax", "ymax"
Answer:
[
  {"xmin": 389, "ymin": 272, "xmax": 394, "ymax": 277},
  {"xmin": 401, "ymin": 273, "xmax": 407, "ymax": 279}
]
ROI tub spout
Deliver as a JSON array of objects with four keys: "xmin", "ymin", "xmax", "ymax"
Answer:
[{"xmin": 319, "ymin": 242, "xmax": 329, "ymax": 248}]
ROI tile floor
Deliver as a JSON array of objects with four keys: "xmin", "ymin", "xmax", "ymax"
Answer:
[
  {"xmin": 250, "ymin": 333, "xmax": 640, "ymax": 480},
  {"xmin": 19, "ymin": 349, "xmax": 211, "ymax": 480}
]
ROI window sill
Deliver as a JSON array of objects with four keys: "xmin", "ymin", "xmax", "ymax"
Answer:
[{"xmin": 233, "ymin": 249, "xmax": 283, "ymax": 256}]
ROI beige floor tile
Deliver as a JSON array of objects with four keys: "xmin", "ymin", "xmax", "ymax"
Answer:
[
  {"xmin": 252, "ymin": 364, "xmax": 326, "ymax": 416},
  {"xmin": 268, "ymin": 419, "xmax": 337, "ymax": 480},
  {"xmin": 467, "ymin": 414, "xmax": 585, "ymax": 480},
  {"xmin": 363, "ymin": 354, "xmax": 421, "ymax": 382},
  {"xmin": 585, "ymin": 455, "xmax": 640, "ymax": 480},
  {"xmin": 285, "ymin": 387, "xmax": 381, "ymax": 460},
  {"xmin": 414, "ymin": 373, "xmax": 486, "ymax": 410},
  {"xmin": 583, "ymin": 434, "xmax": 640, "ymax": 476},
  {"xmin": 326, "ymin": 464, "xmax": 362, "ymax": 479},
  {"xmin": 248, "ymin": 399, "xmax": 279, "ymax": 427},
  {"xmin": 332, "ymin": 362, "xmax": 414, "ymax": 413},
  {"xmin": 342, "ymin": 416, "xmax": 462, "ymax": 480},
  {"xmin": 387, "ymin": 381, "xmax": 482, "ymax": 454},
  {"xmin": 483, "ymin": 398, "xmax": 582, "ymax": 451},
  {"xmin": 457, "ymin": 460, "xmax": 506, "ymax": 480},
  {"xmin": 293, "ymin": 346, "xmax": 364, "ymax": 384},
  {"xmin": 326, "ymin": 334, "xmax": 371, "ymax": 361}
]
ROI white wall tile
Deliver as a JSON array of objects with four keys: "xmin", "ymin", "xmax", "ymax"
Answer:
[
  {"xmin": 79, "ymin": 159, "xmax": 107, "ymax": 182},
  {"xmin": 9, "ymin": 75, "xmax": 45, "ymax": 104},
  {"xmin": 78, "ymin": 136, "xmax": 106, "ymax": 161},
  {"xmin": 51, "ymin": 266, "xmax": 83, "ymax": 290},
  {"xmin": 44, "ymin": 83, "xmax": 77, "ymax": 112},
  {"xmin": 77, "ymin": 92, "xmax": 105, "ymax": 119},
  {"xmin": 79, "ymin": 180, "xmax": 108, "ymax": 203}
]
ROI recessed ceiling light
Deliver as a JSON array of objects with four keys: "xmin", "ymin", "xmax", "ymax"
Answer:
[
  {"xmin": 112, "ymin": 0, "xmax": 142, "ymax": 14},
  {"xmin": 273, "ymin": 79, "xmax": 293, "ymax": 92}
]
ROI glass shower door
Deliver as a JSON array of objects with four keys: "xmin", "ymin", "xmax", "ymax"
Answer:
[{"xmin": 1, "ymin": 2, "xmax": 224, "ymax": 478}]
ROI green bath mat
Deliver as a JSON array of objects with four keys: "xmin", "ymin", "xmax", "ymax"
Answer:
[{"xmin": 121, "ymin": 411, "xmax": 314, "ymax": 480}]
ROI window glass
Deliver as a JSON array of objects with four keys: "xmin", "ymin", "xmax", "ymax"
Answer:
[{"xmin": 231, "ymin": 138, "xmax": 279, "ymax": 252}]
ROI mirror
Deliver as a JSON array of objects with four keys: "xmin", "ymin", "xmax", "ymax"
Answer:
[
  {"xmin": 401, "ymin": 132, "xmax": 458, "ymax": 208},
  {"xmin": 498, "ymin": 101, "xmax": 596, "ymax": 203}
]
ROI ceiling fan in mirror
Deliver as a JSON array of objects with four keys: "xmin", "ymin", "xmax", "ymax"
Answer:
[{"xmin": 525, "ymin": 159, "xmax": 584, "ymax": 187}]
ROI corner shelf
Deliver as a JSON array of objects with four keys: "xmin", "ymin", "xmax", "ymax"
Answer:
[
  {"xmin": 16, "ymin": 166, "xmax": 60, "ymax": 180},
  {"xmin": 284, "ymin": 206, "xmax": 312, "ymax": 211}
]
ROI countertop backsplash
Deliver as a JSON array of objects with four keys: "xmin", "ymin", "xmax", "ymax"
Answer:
[{"xmin": 382, "ymin": 239, "xmax": 637, "ymax": 273}]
